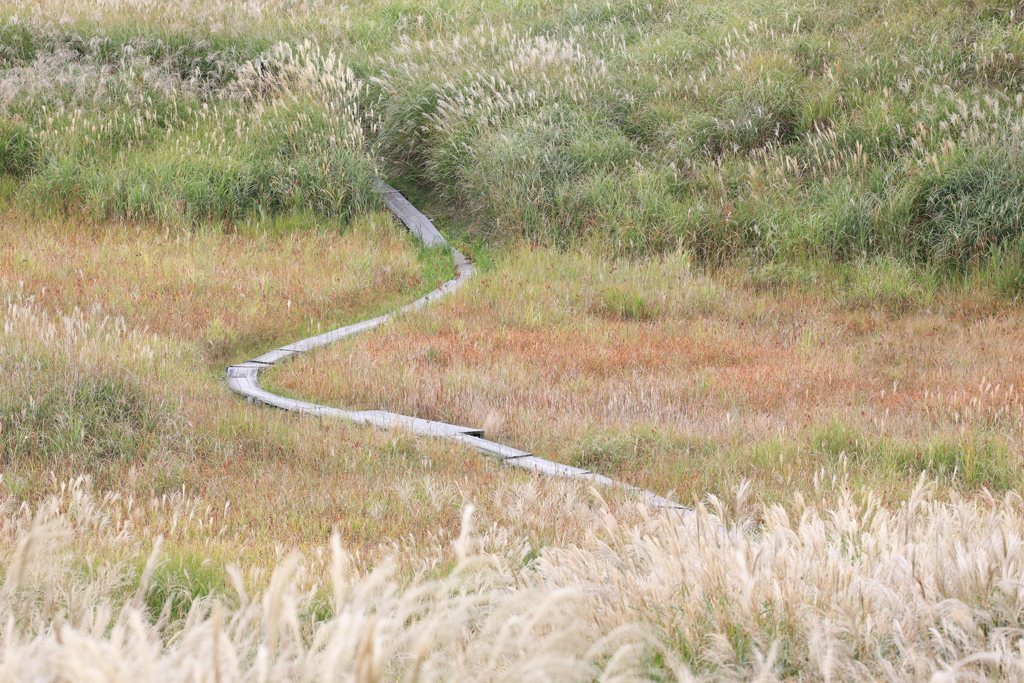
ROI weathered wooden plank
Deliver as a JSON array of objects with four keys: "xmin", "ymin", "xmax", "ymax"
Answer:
[
  {"xmin": 286, "ymin": 315, "xmax": 393, "ymax": 353},
  {"xmin": 227, "ymin": 375, "xmax": 260, "ymax": 397},
  {"xmin": 265, "ymin": 395, "xmax": 303, "ymax": 411},
  {"xmin": 356, "ymin": 411, "xmax": 483, "ymax": 437},
  {"xmin": 640, "ymin": 491, "xmax": 687, "ymax": 510},
  {"xmin": 251, "ymin": 348, "xmax": 299, "ymax": 365},
  {"xmin": 578, "ymin": 472, "xmax": 618, "ymax": 487},
  {"xmin": 377, "ymin": 181, "xmax": 447, "ymax": 247},
  {"xmin": 578, "ymin": 473, "xmax": 688, "ymax": 510},
  {"xmin": 505, "ymin": 456, "xmax": 590, "ymax": 478},
  {"xmin": 292, "ymin": 401, "xmax": 355, "ymax": 420},
  {"xmin": 226, "ymin": 365, "xmax": 258, "ymax": 379},
  {"xmin": 452, "ymin": 434, "xmax": 531, "ymax": 460}
]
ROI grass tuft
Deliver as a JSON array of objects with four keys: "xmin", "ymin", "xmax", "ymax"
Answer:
[{"xmin": 596, "ymin": 285, "xmax": 661, "ymax": 321}]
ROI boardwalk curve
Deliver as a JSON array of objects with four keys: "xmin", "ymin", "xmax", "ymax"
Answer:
[{"xmin": 226, "ymin": 180, "xmax": 684, "ymax": 510}]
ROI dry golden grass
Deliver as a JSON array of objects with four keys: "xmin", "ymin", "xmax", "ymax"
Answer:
[
  {"xmin": 0, "ymin": 211, "xmax": 425, "ymax": 367},
  {"xmin": 5, "ymin": 0, "xmax": 1024, "ymax": 676},
  {"xmin": 0, "ymin": 215, "xmax": 651, "ymax": 571},
  {"xmin": 5, "ymin": 475, "xmax": 1024, "ymax": 680},
  {"xmin": 271, "ymin": 246, "xmax": 1024, "ymax": 504}
]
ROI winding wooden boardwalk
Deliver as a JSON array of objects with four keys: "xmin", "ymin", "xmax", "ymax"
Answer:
[{"xmin": 226, "ymin": 181, "xmax": 684, "ymax": 510}]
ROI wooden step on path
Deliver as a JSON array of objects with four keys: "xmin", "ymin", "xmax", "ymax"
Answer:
[{"xmin": 227, "ymin": 178, "xmax": 687, "ymax": 513}]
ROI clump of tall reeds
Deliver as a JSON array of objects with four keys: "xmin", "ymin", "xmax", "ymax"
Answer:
[
  {"xmin": 8, "ymin": 0, "xmax": 1024, "ymax": 276},
  {"xmin": 5, "ymin": 476, "xmax": 1024, "ymax": 680},
  {"xmin": 0, "ymin": 481, "xmax": 655, "ymax": 681},
  {"xmin": 1, "ymin": 28, "xmax": 378, "ymax": 227}
]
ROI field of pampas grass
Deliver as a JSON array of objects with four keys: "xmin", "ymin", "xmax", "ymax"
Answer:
[
  {"xmin": 6, "ymin": 0, "xmax": 1024, "ymax": 679},
  {"xmin": 3, "ymin": 478, "xmax": 1024, "ymax": 681}
]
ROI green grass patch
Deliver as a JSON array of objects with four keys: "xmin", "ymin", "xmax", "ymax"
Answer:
[
  {"xmin": 812, "ymin": 422, "xmax": 1019, "ymax": 491},
  {"xmin": 4, "ymin": 0, "xmax": 1024, "ymax": 287},
  {"xmin": 0, "ymin": 363, "xmax": 161, "ymax": 470},
  {"xmin": 596, "ymin": 286, "xmax": 661, "ymax": 321},
  {"xmin": 143, "ymin": 550, "xmax": 231, "ymax": 624}
]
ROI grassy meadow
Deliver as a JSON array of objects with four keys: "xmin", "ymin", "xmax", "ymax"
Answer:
[
  {"xmin": 4, "ymin": 0, "xmax": 1024, "ymax": 678},
  {"xmin": 270, "ymin": 247, "xmax": 1024, "ymax": 504}
]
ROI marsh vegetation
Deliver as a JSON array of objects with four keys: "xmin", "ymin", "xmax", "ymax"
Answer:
[{"xmin": 4, "ymin": 0, "xmax": 1024, "ymax": 678}]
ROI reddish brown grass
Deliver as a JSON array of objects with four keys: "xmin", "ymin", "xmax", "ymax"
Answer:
[
  {"xmin": 0, "ymin": 212, "xmax": 424, "ymax": 366},
  {"xmin": 271, "ymin": 247, "xmax": 1024, "ymax": 503},
  {"xmin": 0, "ymin": 214, "xmax": 645, "ymax": 569}
]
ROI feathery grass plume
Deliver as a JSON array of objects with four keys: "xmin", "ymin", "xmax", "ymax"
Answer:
[
  {"xmin": 7, "ymin": 0, "xmax": 1024, "ymax": 271},
  {"xmin": 0, "ymin": 29, "xmax": 377, "ymax": 227},
  {"xmin": 3, "ymin": 478, "xmax": 1024, "ymax": 679},
  {"xmin": 0, "ymin": 480, "xmax": 659, "ymax": 681}
]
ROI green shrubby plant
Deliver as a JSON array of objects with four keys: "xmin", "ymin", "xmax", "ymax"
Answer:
[
  {"xmin": 3, "ymin": 33, "xmax": 376, "ymax": 227},
  {"xmin": 5, "ymin": 0, "xmax": 1024, "ymax": 273},
  {"xmin": 0, "ymin": 119, "xmax": 34, "ymax": 174}
]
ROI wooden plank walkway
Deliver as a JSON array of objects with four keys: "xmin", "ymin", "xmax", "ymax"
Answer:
[{"xmin": 226, "ymin": 178, "xmax": 686, "ymax": 512}]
